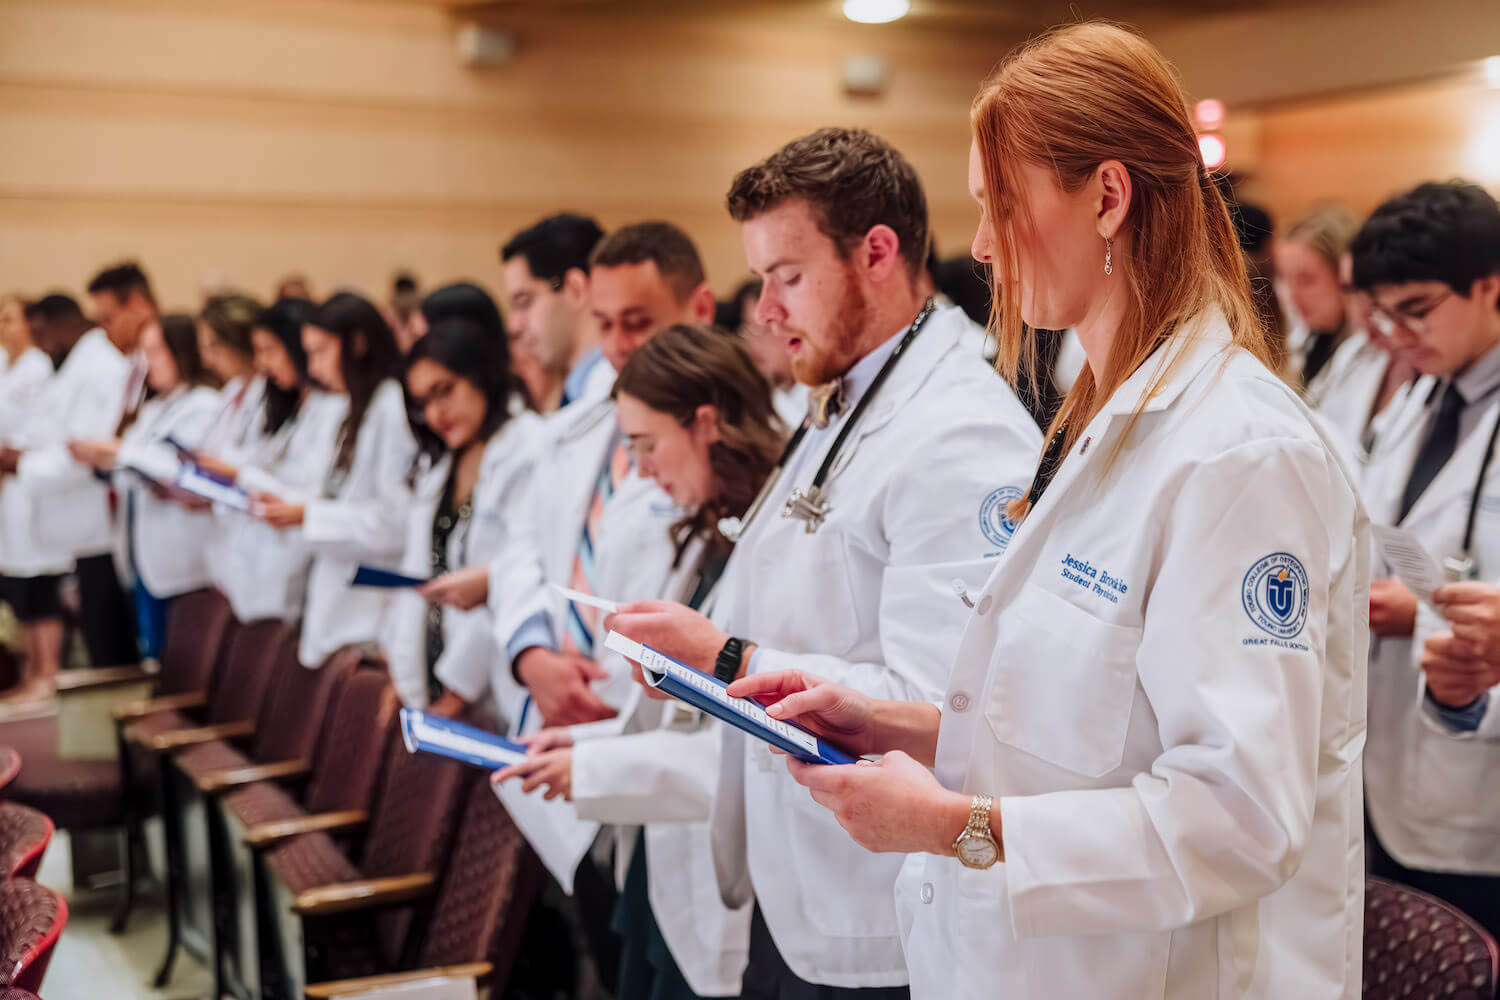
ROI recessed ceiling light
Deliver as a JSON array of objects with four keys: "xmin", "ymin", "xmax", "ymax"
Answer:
[{"xmin": 843, "ymin": 0, "xmax": 911, "ymax": 25}]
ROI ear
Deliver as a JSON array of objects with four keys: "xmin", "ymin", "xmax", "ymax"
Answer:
[
  {"xmin": 1473, "ymin": 273, "xmax": 1500, "ymax": 313},
  {"xmin": 688, "ymin": 284, "xmax": 717, "ymax": 324},
  {"xmin": 1094, "ymin": 160, "xmax": 1133, "ymax": 241},
  {"xmin": 861, "ymin": 224, "xmax": 904, "ymax": 284},
  {"xmin": 693, "ymin": 403, "xmax": 722, "ymax": 444},
  {"xmin": 561, "ymin": 268, "xmax": 589, "ymax": 307}
]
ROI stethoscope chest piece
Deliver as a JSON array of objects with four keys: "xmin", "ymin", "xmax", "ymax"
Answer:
[{"xmin": 782, "ymin": 486, "xmax": 831, "ymax": 534}]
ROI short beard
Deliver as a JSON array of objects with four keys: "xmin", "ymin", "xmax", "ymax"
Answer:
[{"xmin": 791, "ymin": 267, "xmax": 868, "ymax": 386}]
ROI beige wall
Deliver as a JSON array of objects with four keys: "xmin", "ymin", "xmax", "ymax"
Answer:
[{"xmin": 0, "ymin": 0, "xmax": 1010, "ymax": 310}]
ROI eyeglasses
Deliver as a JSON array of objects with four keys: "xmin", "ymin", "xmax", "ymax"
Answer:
[{"xmin": 1368, "ymin": 289, "xmax": 1453, "ymax": 338}]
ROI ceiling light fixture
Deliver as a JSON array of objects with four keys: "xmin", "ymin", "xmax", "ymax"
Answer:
[
  {"xmin": 1198, "ymin": 133, "xmax": 1228, "ymax": 170},
  {"xmin": 842, "ymin": 0, "xmax": 911, "ymax": 25}
]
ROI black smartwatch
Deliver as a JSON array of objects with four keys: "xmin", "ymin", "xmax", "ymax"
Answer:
[{"xmin": 715, "ymin": 637, "xmax": 748, "ymax": 684}]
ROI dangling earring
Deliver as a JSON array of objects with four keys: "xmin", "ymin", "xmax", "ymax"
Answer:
[{"xmin": 1103, "ymin": 237, "xmax": 1113, "ymax": 276}]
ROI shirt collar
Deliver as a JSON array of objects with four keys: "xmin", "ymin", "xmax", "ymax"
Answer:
[
  {"xmin": 564, "ymin": 345, "xmax": 605, "ymax": 401},
  {"xmin": 840, "ymin": 320, "xmax": 911, "ymax": 409},
  {"xmin": 1451, "ymin": 338, "xmax": 1500, "ymax": 407}
]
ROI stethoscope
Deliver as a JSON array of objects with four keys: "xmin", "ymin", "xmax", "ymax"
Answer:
[{"xmin": 720, "ymin": 298, "xmax": 937, "ymax": 540}]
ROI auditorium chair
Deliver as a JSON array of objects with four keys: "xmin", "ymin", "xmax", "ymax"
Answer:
[
  {"xmin": 126, "ymin": 618, "xmax": 290, "ymax": 987},
  {"xmin": 0, "ymin": 805, "xmax": 52, "ymax": 881},
  {"xmin": 172, "ymin": 641, "xmax": 362, "ymax": 1000},
  {"xmin": 0, "ymin": 989, "xmax": 38, "ymax": 1000},
  {"xmin": 0, "ymin": 878, "xmax": 67, "ymax": 995},
  {"xmin": 205, "ymin": 665, "xmax": 399, "ymax": 1000},
  {"xmin": 248, "ymin": 713, "xmax": 477, "ymax": 998},
  {"xmin": 1365, "ymin": 876, "xmax": 1499, "ymax": 1000},
  {"xmin": 302, "ymin": 775, "xmax": 543, "ymax": 999},
  {"xmin": 0, "ymin": 747, "xmax": 20, "ymax": 794},
  {"xmin": 0, "ymin": 588, "xmax": 234, "ymax": 931}
]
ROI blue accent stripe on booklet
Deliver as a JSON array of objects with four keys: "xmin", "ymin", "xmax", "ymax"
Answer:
[
  {"xmin": 602, "ymin": 631, "xmax": 858, "ymax": 765},
  {"xmin": 399, "ymin": 708, "xmax": 528, "ymax": 770}
]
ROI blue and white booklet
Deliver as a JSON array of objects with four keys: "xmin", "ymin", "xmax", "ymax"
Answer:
[
  {"xmin": 175, "ymin": 465, "xmax": 254, "ymax": 512},
  {"xmin": 603, "ymin": 630, "xmax": 858, "ymax": 765},
  {"xmin": 399, "ymin": 708, "xmax": 527, "ymax": 770},
  {"xmin": 352, "ymin": 566, "xmax": 431, "ymax": 589}
]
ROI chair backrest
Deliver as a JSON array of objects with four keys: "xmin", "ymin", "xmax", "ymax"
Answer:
[
  {"xmin": 0, "ymin": 879, "xmax": 66, "ymax": 993},
  {"xmin": 302, "ymin": 667, "xmax": 400, "ymax": 817},
  {"xmin": 247, "ymin": 638, "xmax": 356, "ymax": 767},
  {"xmin": 204, "ymin": 618, "xmax": 286, "ymax": 727},
  {"xmin": 1365, "ymin": 875, "xmax": 1499, "ymax": 1000},
  {"xmin": 359, "ymin": 724, "xmax": 475, "ymax": 968},
  {"xmin": 0, "ymin": 747, "xmax": 20, "ymax": 795},
  {"xmin": 156, "ymin": 589, "xmax": 235, "ymax": 697},
  {"xmin": 418, "ymin": 778, "xmax": 541, "ymax": 989},
  {"xmin": 0, "ymin": 804, "xmax": 53, "ymax": 881}
]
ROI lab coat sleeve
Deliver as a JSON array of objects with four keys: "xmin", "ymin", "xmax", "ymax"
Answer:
[
  {"xmin": 752, "ymin": 411, "xmax": 1039, "ymax": 701},
  {"xmin": 488, "ymin": 469, "xmax": 556, "ymax": 654},
  {"xmin": 302, "ymin": 385, "xmax": 415, "ymax": 562},
  {"xmin": 433, "ymin": 608, "xmax": 498, "ymax": 703},
  {"xmin": 571, "ymin": 720, "xmax": 719, "ymax": 825},
  {"xmin": 1000, "ymin": 437, "xmax": 1351, "ymax": 937},
  {"xmin": 16, "ymin": 369, "xmax": 127, "ymax": 495}
]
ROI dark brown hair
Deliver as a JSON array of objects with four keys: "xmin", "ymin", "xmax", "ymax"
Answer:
[
  {"xmin": 590, "ymin": 222, "xmax": 706, "ymax": 303},
  {"xmin": 726, "ymin": 127, "xmax": 930, "ymax": 279},
  {"xmin": 612, "ymin": 324, "xmax": 787, "ymax": 559},
  {"xmin": 200, "ymin": 292, "xmax": 264, "ymax": 361}
]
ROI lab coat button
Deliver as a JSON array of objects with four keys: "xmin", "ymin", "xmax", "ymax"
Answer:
[
  {"xmin": 950, "ymin": 692, "xmax": 971, "ymax": 713},
  {"xmin": 920, "ymin": 882, "xmax": 934, "ymax": 904}
]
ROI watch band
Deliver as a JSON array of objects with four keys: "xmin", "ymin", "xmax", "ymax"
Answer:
[
  {"xmin": 967, "ymin": 793, "xmax": 994, "ymax": 836},
  {"xmin": 715, "ymin": 637, "xmax": 747, "ymax": 684}
]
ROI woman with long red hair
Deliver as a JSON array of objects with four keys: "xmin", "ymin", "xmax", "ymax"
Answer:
[{"xmin": 734, "ymin": 23, "xmax": 1368, "ymax": 997}]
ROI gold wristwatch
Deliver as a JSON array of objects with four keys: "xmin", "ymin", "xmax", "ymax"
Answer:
[{"xmin": 953, "ymin": 793, "xmax": 1000, "ymax": 869}]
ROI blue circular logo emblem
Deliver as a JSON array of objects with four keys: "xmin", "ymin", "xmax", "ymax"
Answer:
[
  {"xmin": 1242, "ymin": 552, "xmax": 1310, "ymax": 639},
  {"xmin": 979, "ymin": 486, "xmax": 1023, "ymax": 550}
]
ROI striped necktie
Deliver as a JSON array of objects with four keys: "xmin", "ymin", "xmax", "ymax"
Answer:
[{"xmin": 562, "ymin": 438, "xmax": 631, "ymax": 656}]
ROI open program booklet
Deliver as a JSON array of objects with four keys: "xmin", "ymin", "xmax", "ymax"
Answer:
[{"xmin": 603, "ymin": 630, "xmax": 858, "ymax": 765}]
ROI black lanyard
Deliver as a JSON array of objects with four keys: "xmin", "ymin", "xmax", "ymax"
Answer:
[{"xmin": 1461, "ymin": 404, "xmax": 1500, "ymax": 559}]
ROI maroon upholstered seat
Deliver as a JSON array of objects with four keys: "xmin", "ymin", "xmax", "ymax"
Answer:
[
  {"xmin": 1, "ymin": 716, "xmax": 120, "ymax": 830},
  {"xmin": 0, "ymin": 989, "xmax": 39, "ymax": 1000},
  {"xmin": 0, "ymin": 879, "xmax": 66, "ymax": 993},
  {"xmin": 0, "ymin": 747, "xmax": 21, "ymax": 795},
  {"xmin": 1365, "ymin": 875, "xmax": 1499, "ymax": 1000},
  {"xmin": 264, "ymin": 834, "xmax": 363, "ymax": 895},
  {"xmin": 0, "ymin": 805, "xmax": 53, "ymax": 881}
]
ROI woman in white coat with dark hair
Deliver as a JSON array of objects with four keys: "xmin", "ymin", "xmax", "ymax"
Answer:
[
  {"xmin": 249, "ymin": 292, "xmax": 416, "ymax": 668},
  {"xmin": 70, "ymin": 315, "xmax": 222, "ymax": 657},
  {"xmin": 384, "ymin": 312, "xmax": 542, "ymax": 715},
  {"xmin": 497, "ymin": 324, "xmax": 788, "ymax": 1000},
  {"xmin": 735, "ymin": 24, "xmax": 1369, "ymax": 999}
]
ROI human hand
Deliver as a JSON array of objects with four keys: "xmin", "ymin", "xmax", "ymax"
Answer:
[
  {"xmin": 491, "ymin": 748, "xmax": 574, "ymax": 801},
  {"xmin": 251, "ymin": 492, "xmax": 304, "ymax": 529},
  {"xmin": 515, "ymin": 648, "xmax": 617, "ymax": 726},
  {"xmin": 727, "ymin": 669, "xmax": 879, "ymax": 756},
  {"xmin": 1421, "ymin": 631, "xmax": 1500, "ymax": 708},
  {"xmin": 519, "ymin": 727, "xmax": 576, "ymax": 755},
  {"xmin": 786, "ymin": 751, "xmax": 972, "ymax": 856},
  {"xmin": 1370, "ymin": 577, "xmax": 1418, "ymax": 638},
  {"xmin": 417, "ymin": 567, "xmax": 490, "ymax": 610}
]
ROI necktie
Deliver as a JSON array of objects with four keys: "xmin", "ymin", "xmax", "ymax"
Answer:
[
  {"xmin": 806, "ymin": 379, "xmax": 847, "ymax": 430},
  {"xmin": 1399, "ymin": 381, "xmax": 1465, "ymax": 523},
  {"xmin": 562, "ymin": 439, "xmax": 631, "ymax": 656}
]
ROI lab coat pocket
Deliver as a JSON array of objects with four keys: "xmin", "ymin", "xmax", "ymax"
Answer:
[{"xmin": 985, "ymin": 583, "xmax": 1141, "ymax": 779}]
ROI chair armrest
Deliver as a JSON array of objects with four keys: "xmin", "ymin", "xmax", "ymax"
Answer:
[
  {"xmin": 194, "ymin": 758, "xmax": 310, "ymax": 794},
  {"xmin": 56, "ymin": 665, "xmax": 153, "ymax": 695},
  {"xmin": 291, "ymin": 872, "xmax": 436, "ymax": 917},
  {"xmin": 111, "ymin": 691, "xmax": 206, "ymax": 722},
  {"xmin": 304, "ymin": 963, "xmax": 492, "ymax": 999},
  {"xmin": 243, "ymin": 810, "xmax": 368, "ymax": 850},
  {"xmin": 147, "ymin": 719, "xmax": 255, "ymax": 752}
]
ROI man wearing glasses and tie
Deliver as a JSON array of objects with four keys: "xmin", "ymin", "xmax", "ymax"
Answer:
[{"xmin": 1354, "ymin": 179, "xmax": 1500, "ymax": 942}]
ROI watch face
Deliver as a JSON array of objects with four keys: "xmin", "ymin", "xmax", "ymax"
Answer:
[{"xmin": 956, "ymin": 835, "xmax": 998, "ymax": 869}]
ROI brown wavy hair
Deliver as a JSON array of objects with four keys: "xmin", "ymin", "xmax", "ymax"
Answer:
[
  {"xmin": 972, "ymin": 23, "xmax": 1270, "ymax": 484},
  {"xmin": 612, "ymin": 324, "xmax": 787, "ymax": 560}
]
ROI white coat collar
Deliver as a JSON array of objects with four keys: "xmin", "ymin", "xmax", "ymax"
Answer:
[
  {"xmin": 552, "ymin": 394, "xmax": 615, "ymax": 444},
  {"xmin": 1096, "ymin": 307, "xmax": 1236, "ymax": 421},
  {"xmin": 848, "ymin": 304, "xmax": 974, "ymax": 440}
]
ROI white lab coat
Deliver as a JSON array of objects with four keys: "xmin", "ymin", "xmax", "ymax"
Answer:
[
  {"xmin": 207, "ymin": 391, "xmax": 346, "ymax": 625},
  {"xmin": 707, "ymin": 305, "xmax": 1043, "ymax": 988},
  {"xmin": 384, "ymin": 406, "xmax": 543, "ymax": 712},
  {"xmin": 897, "ymin": 310, "xmax": 1368, "ymax": 999},
  {"xmin": 488, "ymin": 396, "xmax": 679, "ymax": 724},
  {"xmin": 1361, "ymin": 384, "xmax": 1500, "ymax": 873},
  {"xmin": 297, "ymin": 380, "xmax": 417, "ymax": 667},
  {"xmin": 771, "ymin": 383, "xmax": 808, "ymax": 431},
  {"xmin": 571, "ymin": 537, "xmax": 752, "ymax": 998},
  {"xmin": 199, "ymin": 375, "xmax": 268, "ymax": 464},
  {"xmin": 0, "ymin": 329, "xmax": 130, "ymax": 576},
  {"xmin": 0, "ymin": 348, "xmax": 52, "ymax": 444},
  {"xmin": 110, "ymin": 384, "xmax": 223, "ymax": 597}
]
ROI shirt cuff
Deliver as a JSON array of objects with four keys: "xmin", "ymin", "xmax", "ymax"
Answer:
[
  {"xmin": 506, "ymin": 612, "xmax": 556, "ymax": 682},
  {"xmin": 1424, "ymin": 687, "xmax": 1488, "ymax": 733}
]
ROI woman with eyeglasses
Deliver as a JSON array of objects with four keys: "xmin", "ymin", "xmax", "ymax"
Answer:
[
  {"xmin": 383, "ymin": 315, "xmax": 541, "ymax": 717},
  {"xmin": 495, "ymin": 325, "xmax": 786, "ymax": 1000},
  {"xmin": 1352, "ymin": 180, "xmax": 1500, "ymax": 944}
]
